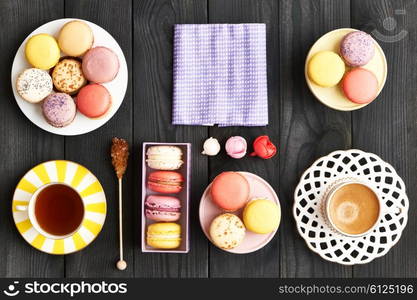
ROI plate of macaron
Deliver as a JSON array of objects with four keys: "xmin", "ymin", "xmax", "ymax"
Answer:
[
  {"xmin": 305, "ymin": 28, "xmax": 387, "ymax": 111},
  {"xmin": 199, "ymin": 171, "xmax": 281, "ymax": 254},
  {"xmin": 11, "ymin": 18, "xmax": 128, "ymax": 135}
]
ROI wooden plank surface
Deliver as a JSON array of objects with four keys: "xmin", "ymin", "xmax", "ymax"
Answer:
[
  {"xmin": 63, "ymin": 0, "xmax": 134, "ymax": 278},
  {"xmin": 0, "ymin": 0, "xmax": 416, "ymax": 278},
  {"xmin": 207, "ymin": 0, "xmax": 281, "ymax": 278},
  {"xmin": 132, "ymin": 0, "xmax": 209, "ymax": 278},
  {"xmin": 0, "ymin": 0, "xmax": 65, "ymax": 277},
  {"xmin": 278, "ymin": 0, "xmax": 352, "ymax": 278},
  {"xmin": 351, "ymin": 0, "xmax": 417, "ymax": 277}
]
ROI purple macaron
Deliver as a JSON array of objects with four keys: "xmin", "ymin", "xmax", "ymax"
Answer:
[
  {"xmin": 340, "ymin": 31, "xmax": 375, "ymax": 67},
  {"xmin": 42, "ymin": 93, "xmax": 76, "ymax": 127},
  {"xmin": 145, "ymin": 195, "xmax": 181, "ymax": 222}
]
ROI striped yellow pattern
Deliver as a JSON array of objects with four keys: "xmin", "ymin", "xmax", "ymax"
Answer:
[
  {"xmin": 31, "ymin": 234, "xmax": 46, "ymax": 249},
  {"xmin": 12, "ymin": 161, "xmax": 106, "ymax": 255},
  {"xmin": 16, "ymin": 178, "xmax": 37, "ymax": 194},
  {"xmin": 33, "ymin": 164, "xmax": 51, "ymax": 184},
  {"xmin": 71, "ymin": 165, "xmax": 89, "ymax": 187},
  {"xmin": 56, "ymin": 160, "xmax": 67, "ymax": 182}
]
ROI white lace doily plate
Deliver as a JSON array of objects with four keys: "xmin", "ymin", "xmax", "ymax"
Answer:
[{"xmin": 293, "ymin": 149, "xmax": 409, "ymax": 265}]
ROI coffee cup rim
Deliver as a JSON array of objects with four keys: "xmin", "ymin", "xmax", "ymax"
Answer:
[
  {"xmin": 28, "ymin": 182, "xmax": 85, "ymax": 240},
  {"xmin": 324, "ymin": 178, "xmax": 382, "ymax": 237}
]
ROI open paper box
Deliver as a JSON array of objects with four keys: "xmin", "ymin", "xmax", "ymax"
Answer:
[{"xmin": 141, "ymin": 142, "xmax": 191, "ymax": 253}]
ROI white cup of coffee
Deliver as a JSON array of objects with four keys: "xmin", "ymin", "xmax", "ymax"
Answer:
[
  {"xmin": 16, "ymin": 183, "xmax": 85, "ymax": 240},
  {"xmin": 323, "ymin": 178, "xmax": 400, "ymax": 237}
]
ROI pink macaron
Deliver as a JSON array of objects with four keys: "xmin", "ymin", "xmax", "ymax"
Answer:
[
  {"xmin": 342, "ymin": 68, "xmax": 378, "ymax": 104},
  {"xmin": 82, "ymin": 46, "xmax": 119, "ymax": 83},
  {"xmin": 145, "ymin": 195, "xmax": 181, "ymax": 222},
  {"xmin": 76, "ymin": 83, "xmax": 111, "ymax": 118}
]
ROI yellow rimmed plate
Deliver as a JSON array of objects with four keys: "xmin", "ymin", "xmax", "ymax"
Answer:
[
  {"xmin": 305, "ymin": 28, "xmax": 388, "ymax": 111},
  {"xmin": 12, "ymin": 160, "xmax": 106, "ymax": 255}
]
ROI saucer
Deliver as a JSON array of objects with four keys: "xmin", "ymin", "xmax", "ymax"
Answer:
[
  {"xmin": 199, "ymin": 172, "xmax": 281, "ymax": 254},
  {"xmin": 305, "ymin": 28, "xmax": 387, "ymax": 111},
  {"xmin": 11, "ymin": 18, "xmax": 128, "ymax": 136},
  {"xmin": 12, "ymin": 160, "xmax": 106, "ymax": 254},
  {"xmin": 293, "ymin": 150, "xmax": 408, "ymax": 265}
]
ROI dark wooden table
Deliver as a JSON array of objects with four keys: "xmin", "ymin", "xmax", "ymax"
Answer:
[{"xmin": 0, "ymin": 0, "xmax": 415, "ymax": 278}]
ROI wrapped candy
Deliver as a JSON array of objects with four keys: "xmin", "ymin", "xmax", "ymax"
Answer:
[
  {"xmin": 250, "ymin": 136, "xmax": 277, "ymax": 159},
  {"xmin": 202, "ymin": 137, "xmax": 221, "ymax": 156}
]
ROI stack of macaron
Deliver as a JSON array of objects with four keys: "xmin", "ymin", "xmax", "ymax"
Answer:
[
  {"xmin": 208, "ymin": 172, "xmax": 281, "ymax": 250},
  {"xmin": 16, "ymin": 20, "xmax": 119, "ymax": 128},
  {"xmin": 144, "ymin": 145, "xmax": 185, "ymax": 249},
  {"xmin": 308, "ymin": 30, "xmax": 379, "ymax": 105}
]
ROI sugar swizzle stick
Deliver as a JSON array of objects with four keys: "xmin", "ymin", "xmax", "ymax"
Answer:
[{"xmin": 111, "ymin": 137, "xmax": 129, "ymax": 270}]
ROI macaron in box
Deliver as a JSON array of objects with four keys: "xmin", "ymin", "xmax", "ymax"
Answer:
[{"xmin": 141, "ymin": 142, "xmax": 190, "ymax": 253}]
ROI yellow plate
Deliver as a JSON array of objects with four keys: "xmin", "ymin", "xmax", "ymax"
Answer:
[
  {"xmin": 305, "ymin": 28, "xmax": 388, "ymax": 111},
  {"xmin": 12, "ymin": 160, "xmax": 106, "ymax": 255}
]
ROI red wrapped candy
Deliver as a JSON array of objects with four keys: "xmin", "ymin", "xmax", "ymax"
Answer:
[{"xmin": 250, "ymin": 136, "xmax": 277, "ymax": 159}]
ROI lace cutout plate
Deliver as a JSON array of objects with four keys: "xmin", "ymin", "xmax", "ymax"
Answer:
[{"xmin": 293, "ymin": 149, "xmax": 408, "ymax": 265}]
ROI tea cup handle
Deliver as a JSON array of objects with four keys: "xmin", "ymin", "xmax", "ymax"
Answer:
[{"xmin": 15, "ymin": 205, "xmax": 28, "ymax": 211}]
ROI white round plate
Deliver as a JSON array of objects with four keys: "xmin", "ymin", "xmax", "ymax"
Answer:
[
  {"xmin": 305, "ymin": 28, "xmax": 387, "ymax": 111},
  {"xmin": 199, "ymin": 172, "xmax": 281, "ymax": 254},
  {"xmin": 11, "ymin": 18, "xmax": 128, "ymax": 136},
  {"xmin": 293, "ymin": 149, "xmax": 409, "ymax": 265}
]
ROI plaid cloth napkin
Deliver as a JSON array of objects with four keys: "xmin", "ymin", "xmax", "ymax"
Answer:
[{"xmin": 172, "ymin": 24, "xmax": 268, "ymax": 126}]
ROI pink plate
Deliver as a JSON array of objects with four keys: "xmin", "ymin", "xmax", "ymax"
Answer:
[{"xmin": 199, "ymin": 171, "xmax": 281, "ymax": 254}]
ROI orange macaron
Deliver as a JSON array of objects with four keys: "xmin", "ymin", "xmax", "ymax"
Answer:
[
  {"xmin": 76, "ymin": 83, "xmax": 111, "ymax": 118},
  {"xmin": 210, "ymin": 172, "xmax": 250, "ymax": 212},
  {"xmin": 342, "ymin": 68, "xmax": 378, "ymax": 104}
]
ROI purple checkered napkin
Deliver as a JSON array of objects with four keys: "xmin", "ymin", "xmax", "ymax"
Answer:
[{"xmin": 172, "ymin": 24, "xmax": 268, "ymax": 127}]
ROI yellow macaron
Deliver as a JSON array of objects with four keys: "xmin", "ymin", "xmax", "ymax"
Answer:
[
  {"xmin": 147, "ymin": 222, "xmax": 181, "ymax": 249},
  {"xmin": 243, "ymin": 198, "xmax": 281, "ymax": 234},
  {"xmin": 25, "ymin": 33, "xmax": 60, "ymax": 70},
  {"xmin": 308, "ymin": 50, "xmax": 345, "ymax": 87}
]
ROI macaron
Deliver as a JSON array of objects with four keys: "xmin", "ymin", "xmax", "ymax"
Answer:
[
  {"xmin": 76, "ymin": 84, "xmax": 111, "ymax": 118},
  {"xmin": 82, "ymin": 46, "xmax": 120, "ymax": 83},
  {"xmin": 209, "ymin": 213, "xmax": 245, "ymax": 250},
  {"xmin": 52, "ymin": 58, "xmax": 87, "ymax": 94},
  {"xmin": 148, "ymin": 171, "xmax": 183, "ymax": 194},
  {"xmin": 308, "ymin": 51, "xmax": 345, "ymax": 87},
  {"xmin": 42, "ymin": 93, "xmax": 76, "ymax": 128},
  {"xmin": 147, "ymin": 222, "xmax": 181, "ymax": 249},
  {"xmin": 340, "ymin": 31, "xmax": 375, "ymax": 67},
  {"xmin": 243, "ymin": 198, "xmax": 281, "ymax": 234},
  {"xmin": 145, "ymin": 195, "xmax": 181, "ymax": 222},
  {"xmin": 342, "ymin": 68, "xmax": 378, "ymax": 104},
  {"xmin": 225, "ymin": 136, "xmax": 247, "ymax": 159},
  {"xmin": 146, "ymin": 146, "xmax": 184, "ymax": 170},
  {"xmin": 210, "ymin": 172, "xmax": 250, "ymax": 212},
  {"xmin": 16, "ymin": 68, "xmax": 52, "ymax": 103},
  {"xmin": 25, "ymin": 33, "xmax": 60, "ymax": 70},
  {"xmin": 58, "ymin": 20, "xmax": 94, "ymax": 57}
]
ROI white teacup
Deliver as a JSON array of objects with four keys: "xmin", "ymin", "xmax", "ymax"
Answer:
[
  {"xmin": 16, "ymin": 182, "xmax": 85, "ymax": 240},
  {"xmin": 323, "ymin": 178, "xmax": 400, "ymax": 237}
]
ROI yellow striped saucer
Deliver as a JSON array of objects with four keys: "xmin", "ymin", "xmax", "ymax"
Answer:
[{"xmin": 12, "ymin": 160, "xmax": 106, "ymax": 255}]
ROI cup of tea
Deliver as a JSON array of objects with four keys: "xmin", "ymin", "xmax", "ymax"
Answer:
[
  {"xmin": 323, "ymin": 178, "xmax": 400, "ymax": 237},
  {"xmin": 16, "ymin": 183, "xmax": 85, "ymax": 239}
]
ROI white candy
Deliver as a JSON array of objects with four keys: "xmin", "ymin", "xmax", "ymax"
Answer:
[{"xmin": 202, "ymin": 137, "xmax": 221, "ymax": 156}]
